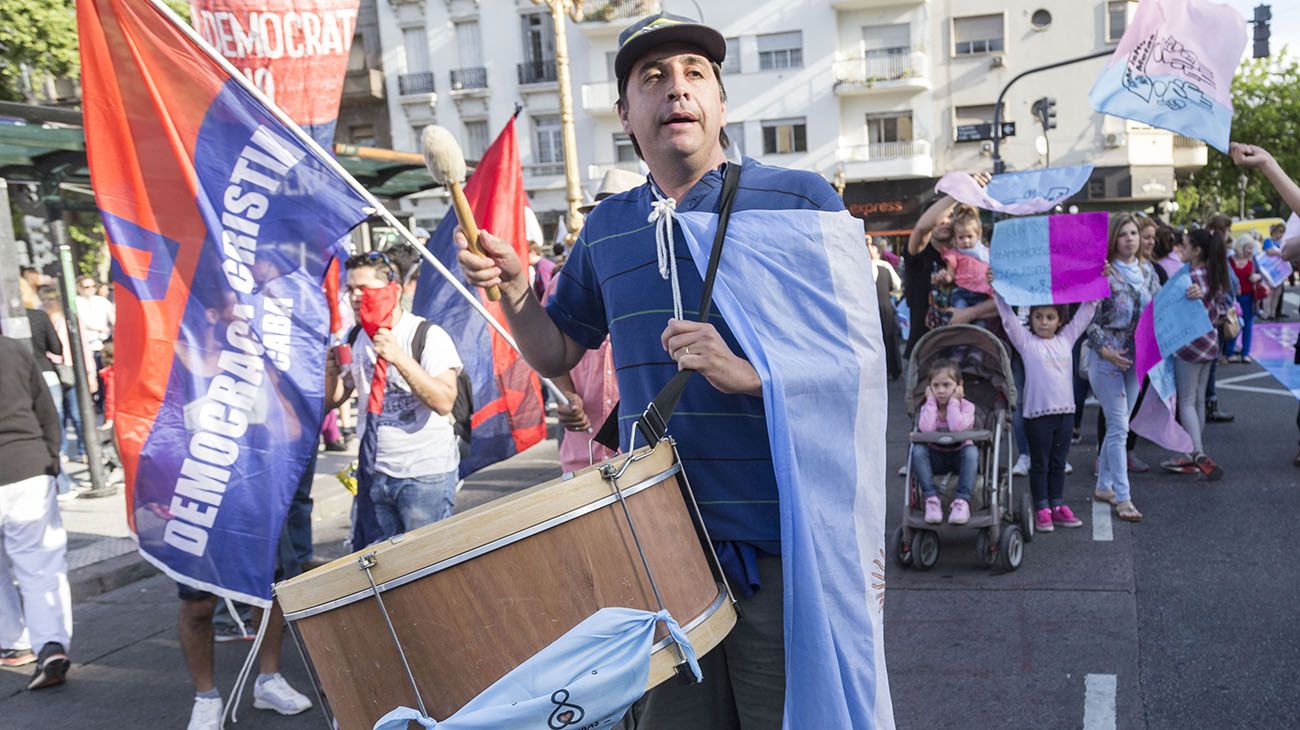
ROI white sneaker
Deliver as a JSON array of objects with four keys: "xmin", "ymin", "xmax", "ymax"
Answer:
[
  {"xmin": 1011, "ymin": 455, "xmax": 1030, "ymax": 477},
  {"xmin": 897, "ymin": 464, "xmax": 908, "ymax": 477},
  {"xmin": 252, "ymin": 673, "xmax": 312, "ymax": 716},
  {"xmin": 187, "ymin": 695, "xmax": 223, "ymax": 730},
  {"xmin": 1064, "ymin": 461, "xmax": 1074, "ymax": 475}
]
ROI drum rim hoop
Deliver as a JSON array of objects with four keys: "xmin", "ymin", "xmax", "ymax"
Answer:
[{"xmin": 281, "ymin": 461, "xmax": 683, "ymax": 621}]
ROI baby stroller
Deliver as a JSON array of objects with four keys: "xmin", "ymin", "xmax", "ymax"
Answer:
[{"xmin": 891, "ymin": 325, "xmax": 1033, "ymax": 572}]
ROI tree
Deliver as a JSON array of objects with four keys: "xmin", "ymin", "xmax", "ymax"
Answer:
[
  {"xmin": 1179, "ymin": 49, "xmax": 1300, "ymax": 222},
  {"xmin": 0, "ymin": 0, "xmax": 193, "ymax": 103},
  {"xmin": 0, "ymin": 0, "xmax": 78, "ymax": 103}
]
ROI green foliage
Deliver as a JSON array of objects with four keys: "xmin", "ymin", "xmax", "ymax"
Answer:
[
  {"xmin": 0, "ymin": 0, "xmax": 194, "ymax": 103},
  {"xmin": 68, "ymin": 219, "xmax": 105, "ymax": 279},
  {"xmin": 0, "ymin": 0, "xmax": 78, "ymax": 102},
  {"xmin": 1181, "ymin": 49, "xmax": 1300, "ymax": 221}
]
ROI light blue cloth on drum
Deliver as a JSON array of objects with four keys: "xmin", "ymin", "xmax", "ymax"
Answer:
[{"xmin": 372, "ymin": 607, "xmax": 701, "ymax": 730}]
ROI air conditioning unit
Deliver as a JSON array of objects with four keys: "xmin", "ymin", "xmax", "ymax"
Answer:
[
  {"xmin": 1104, "ymin": 132, "xmax": 1126, "ymax": 148},
  {"xmin": 990, "ymin": 56, "xmax": 1005, "ymax": 68}
]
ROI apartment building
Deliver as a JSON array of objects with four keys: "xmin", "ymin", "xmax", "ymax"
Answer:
[{"xmin": 377, "ymin": 0, "xmax": 1207, "ymax": 236}]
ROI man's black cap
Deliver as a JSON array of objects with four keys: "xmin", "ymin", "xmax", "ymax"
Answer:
[{"xmin": 614, "ymin": 12, "xmax": 726, "ymax": 82}]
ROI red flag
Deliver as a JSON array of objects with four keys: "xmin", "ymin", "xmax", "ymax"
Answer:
[
  {"xmin": 409, "ymin": 118, "xmax": 546, "ymax": 473},
  {"xmin": 465, "ymin": 119, "xmax": 546, "ymax": 455}
]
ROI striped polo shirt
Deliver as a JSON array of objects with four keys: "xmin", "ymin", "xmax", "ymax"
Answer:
[{"xmin": 546, "ymin": 157, "xmax": 844, "ymax": 581}]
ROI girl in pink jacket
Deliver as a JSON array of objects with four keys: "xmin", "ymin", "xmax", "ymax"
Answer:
[{"xmin": 912, "ymin": 360, "xmax": 979, "ymax": 525}]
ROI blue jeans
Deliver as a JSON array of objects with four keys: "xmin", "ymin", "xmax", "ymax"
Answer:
[
  {"xmin": 1088, "ymin": 354, "xmax": 1139, "ymax": 502},
  {"xmin": 286, "ymin": 449, "xmax": 318, "ymax": 565},
  {"xmin": 370, "ymin": 469, "xmax": 458, "ymax": 540},
  {"xmin": 61, "ymin": 387, "xmax": 83, "ymax": 459},
  {"xmin": 1223, "ymin": 295, "xmax": 1256, "ymax": 357},
  {"xmin": 910, "ymin": 443, "xmax": 979, "ymax": 501}
]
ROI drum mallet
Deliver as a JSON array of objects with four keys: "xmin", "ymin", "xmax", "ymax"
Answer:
[{"xmin": 422, "ymin": 124, "xmax": 501, "ymax": 302}]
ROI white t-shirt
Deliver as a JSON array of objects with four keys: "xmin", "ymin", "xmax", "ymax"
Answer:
[
  {"xmin": 77, "ymin": 295, "xmax": 114, "ymax": 351},
  {"xmin": 350, "ymin": 311, "xmax": 463, "ymax": 478}
]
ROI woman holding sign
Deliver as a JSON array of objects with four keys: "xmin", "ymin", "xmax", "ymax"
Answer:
[
  {"xmin": 1084, "ymin": 214, "xmax": 1162, "ymax": 521},
  {"xmin": 1166, "ymin": 230, "xmax": 1235, "ymax": 481}
]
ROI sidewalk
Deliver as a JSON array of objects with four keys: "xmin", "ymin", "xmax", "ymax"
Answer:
[{"xmin": 57, "ymin": 421, "xmax": 565, "ymax": 601}]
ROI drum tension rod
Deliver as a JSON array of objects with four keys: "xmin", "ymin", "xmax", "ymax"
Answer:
[
  {"xmin": 601, "ymin": 441, "xmax": 696, "ymax": 682},
  {"xmin": 358, "ymin": 552, "xmax": 429, "ymax": 718}
]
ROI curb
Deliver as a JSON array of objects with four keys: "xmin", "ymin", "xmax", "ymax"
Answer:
[{"xmin": 70, "ymin": 552, "xmax": 158, "ymax": 602}]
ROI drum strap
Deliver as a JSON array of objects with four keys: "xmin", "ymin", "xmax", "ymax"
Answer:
[{"xmin": 593, "ymin": 162, "xmax": 743, "ymax": 450}]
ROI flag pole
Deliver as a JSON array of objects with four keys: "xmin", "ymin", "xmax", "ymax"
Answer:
[{"xmin": 144, "ymin": 0, "xmax": 571, "ymax": 406}]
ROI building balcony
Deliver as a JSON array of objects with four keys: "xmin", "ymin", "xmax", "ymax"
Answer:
[
  {"xmin": 837, "ymin": 140, "xmax": 933, "ymax": 181},
  {"xmin": 397, "ymin": 71, "xmax": 436, "ymax": 96},
  {"xmin": 342, "ymin": 68, "xmax": 385, "ymax": 101},
  {"xmin": 833, "ymin": 51, "xmax": 930, "ymax": 96},
  {"xmin": 581, "ymin": 80, "xmax": 618, "ymax": 115},
  {"xmin": 449, "ymin": 66, "xmax": 489, "ymax": 93},
  {"xmin": 586, "ymin": 160, "xmax": 644, "ymax": 182},
  {"xmin": 578, "ymin": 0, "xmax": 661, "ymax": 35},
  {"xmin": 517, "ymin": 59, "xmax": 558, "ymax": 87},
  {"xmin": 1173, "ymin": 135, "xmax": 1208, "ymax": 170},
  {"xmin": 831, "ymin": 0, "xmax": 925, "ymax": 9},
  {"xmin": 525, "ymin": 162, "xmax": 566, "ymax": 178}
]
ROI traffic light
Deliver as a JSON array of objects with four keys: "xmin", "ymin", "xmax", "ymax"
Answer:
[
  {"xmin": 1254, "ymin": 4, "xmax": 1271, "ymax": 58},
  {"xmin": 1031, "ymin": 97, "xmax": 1057, "ymax": 131}
]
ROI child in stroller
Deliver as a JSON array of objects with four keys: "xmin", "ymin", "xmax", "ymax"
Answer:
[{"xmin": 911, "ymin": 360, "xmax": 979, "ymax": 525}]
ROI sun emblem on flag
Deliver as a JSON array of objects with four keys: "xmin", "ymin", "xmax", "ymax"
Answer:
[{"xmin": 871, "ymin": 547, "xmax": 886, "ymax": 611}]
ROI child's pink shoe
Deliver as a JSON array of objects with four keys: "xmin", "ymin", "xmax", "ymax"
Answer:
[
  {"xmin": 1035, "ymin": 507, "xmax": 1054, "ymax": 532},
  {"xmin": 923, "ymin": 496, "xmax": 943, "ymax": 524},
  {"xmin": 1052, "ymin": 505, "xmax": 1083, "ymax": 528},
  {"xmin": 947, "ymin": 498, "xmax": 970, "ymax": 525}
]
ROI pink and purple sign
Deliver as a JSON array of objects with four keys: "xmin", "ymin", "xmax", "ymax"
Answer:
[{"xmin": 990, "ymin": 212, "xmax": 1111, "ymax": 306}]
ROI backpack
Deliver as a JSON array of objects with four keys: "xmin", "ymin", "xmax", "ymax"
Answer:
[{"xmin": 349, "ymin": 322, "xmax": 474, "ymax": 459}]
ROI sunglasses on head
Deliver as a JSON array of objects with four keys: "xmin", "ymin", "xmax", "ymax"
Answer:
[{"xmin": 364, "ymin": 250, "xmax": 397, "ymax": 281}]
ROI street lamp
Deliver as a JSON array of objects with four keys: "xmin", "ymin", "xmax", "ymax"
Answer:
[{"xmin": 533, "ymin": 0, "xmax": 586, "ymax": 243}]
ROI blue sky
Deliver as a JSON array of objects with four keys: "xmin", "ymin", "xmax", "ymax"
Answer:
[{"xmin": 1224, "ymin": 0, "xmax": 1300, "ymax": 59}]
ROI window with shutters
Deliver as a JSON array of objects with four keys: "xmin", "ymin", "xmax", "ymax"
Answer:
[
  {"xmin": 757, "ymin": 31, "xmax": 802, "ymax": 71},
  {"xmin": 532, "ymin": 115, "xmax": 564, "ymax": 174},
  {"xmin": 1106, "ymin": 1, "xmax": 1130, "ymax": 43},
  {"xmin": 866, "ymin": 113, "xmax": 914, "ymax": 144},
  {"xmin": 952, "ymin": 14, "xmax": 1004, "ymax": 56},
  {"xmin": 465, "ymin": 120, "xmax": 489, "ymax": 160},
  {"xmin": 761, "ymin": 118, "xmax": 807, "ymax": 154},
  {"xmin": 722, "ymin": 37, "xmax": 741, "ymax": 74},
  {"xmin": 613, "ymin": 134, "xmax": 637, "ymax": 163},
  {"xmin": 402, "ymin": 27, "xmax": 428, "ymax": 72}
]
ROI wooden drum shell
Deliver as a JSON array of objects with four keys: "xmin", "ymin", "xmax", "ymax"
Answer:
[{"xmin": 276, "ymin": 441, "xmax": 734, "ymax": 730}]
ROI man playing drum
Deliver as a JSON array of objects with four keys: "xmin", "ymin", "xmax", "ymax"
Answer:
[{"xmin": 456, "ymin": 13, "xmax": 858, "ymax": 729}]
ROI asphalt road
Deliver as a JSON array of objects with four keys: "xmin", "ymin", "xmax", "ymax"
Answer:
[{"xmin": 3, "ymin": 372, "xmax": 1297, "ymax": 729}]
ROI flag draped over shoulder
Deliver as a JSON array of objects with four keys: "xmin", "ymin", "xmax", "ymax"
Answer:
[
  {"xmin": 676, "ymin": 209, "xmax": 895, "ymax": 729},
  {"xmin": 411, "ymin": 119, "xmax": 546, "ymax": 476},
  {"xmin": 79, "ymin": 0, "xmax": 371, "ymax": 605},
  {"xmin": 1088, "ymin": 0, "xmax": 1246, "ymax": 153}
]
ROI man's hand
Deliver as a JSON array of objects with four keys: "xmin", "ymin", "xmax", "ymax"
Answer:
[
  {"xmin": 556, "ymin": 392, "xmax": 590, "ymax": 432},
  {"xmin": 661, "ymin": 319, "xmax": 762, "ymax": 396},
  {"xmin": 971, "ymin": 171, "xmax": 993, "ymax": 188},
  {"xmin": 456, "ymin": 227, "xmax": 525, "ymax": 295},
  {"xmin": 1186, "ymin": 283, "xmax": 1203, "ymax": 300},
  {"xmin": 372, "ymin": 329, "xmax": 408, "ymax": 366}
]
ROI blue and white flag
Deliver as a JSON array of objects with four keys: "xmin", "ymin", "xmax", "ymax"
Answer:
[
  {"xmin": 676, "ymin": 209, "xmax": 895, "ymax": 728},
  {"xmin": 373, "ymin": 608, "xmax": 700, "ymax": 730}
]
